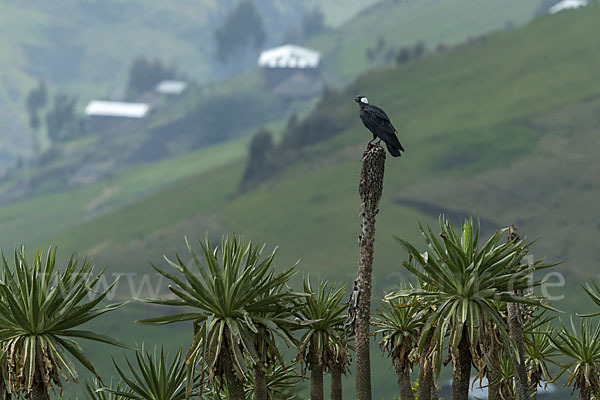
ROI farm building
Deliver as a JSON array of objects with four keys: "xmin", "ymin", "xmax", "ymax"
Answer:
[
  {"xmin": 84, "ymin": 101, "xmax": 150, "ymax": 118},
  {"xmin": 548, "ymin": 0, "xmax": 587, "ymax": 14},
  {"xmin": 258, "ymin": 44, "xmax": 323, "ymax": 98},
  {"xmin": 84, "ymin": 100, "xmax": 151, "ymax": 131},
  {"xmin": 155, "ymin": 80, "xmax": 188, "ymax": 95}
]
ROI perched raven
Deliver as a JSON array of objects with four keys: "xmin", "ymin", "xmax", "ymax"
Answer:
[{"xmin": 355, "ymin": 95, "xmax": 404, "ymax": 157}]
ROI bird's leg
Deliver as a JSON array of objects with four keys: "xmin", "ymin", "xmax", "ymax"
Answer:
[
  {"xmin": 367, "ymin": 134, "xmax": 377, "ymax": 145},
  {"xmin": 376, "ymin": 138, "xmax": 382, "ymax": 144}
]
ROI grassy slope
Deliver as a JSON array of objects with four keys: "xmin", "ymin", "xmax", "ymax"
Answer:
[
  {"xmin": 0, "ymin": 0, "xmax": 539, "ymax": 166},
  {"xmin": 308, "ymin": 0, "xmax": 544, "ymax": 86},
  {"xmin": 0, "ymin": 0, "xmax": 216, "ymax": 165},
  {"xmin": 0, "ymin": 0, "xmax": 377, "ymax": 165},
  {"xmin": 2, "ymin": 5, "xmax": 600, "ymax": 398},
  {"xmin": 0, "ymin": 0, "xmax": 550, "ymax": 238},
  {"xmin": 308, "ymin": 0, "xmax": 381, "ymax": 27},
  {"xmin": 0, "ymin": 0, "xmax": 544, "ymax": 202},
  {"xmin": 0, "ymin": 83, "xmax": 309, "ymax": 248},
  {"xmin": 0, "ymin": 136, "xmax": 251, "ymax": 247},
  {"xmin": 223, "ymin": 5, "xmax": 600, "ymax": 281}
]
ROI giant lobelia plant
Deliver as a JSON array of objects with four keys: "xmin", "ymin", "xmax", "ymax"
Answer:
[
  {"xmin": 0, "ymin": 246, "xmax": 127, "ymax": 400},
  {"xmin": 136, "ymin": 235, "xmax": 301, "ymax": 400}
]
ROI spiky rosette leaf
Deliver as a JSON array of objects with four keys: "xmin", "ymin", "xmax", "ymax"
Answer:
[
  {"xmin": 0, "ymin": 246, "xmax": 127, "ymax": 397},
  {"xmin": 86, "ymin": 379, "xmax": 133, "ymax": 400},
  {"xmin": 294, "ymin": 276, "xmax": 349, "ymax": 374},
  {"xmin": 373, "ymin": 296, "xmax": 423, "ymax": 374},
  {"xmin": 550, "ymin": 318, "xmax": 600, "ymax": 399},
  {"xmin": 100, "ymin": 346, "xmax": 197, "ymax": 400},
  {"xmin": 387, "ymin": 217, "xmax": 557, "ymax": 376},
  {"xmin": 243, "ymin": 363, "xmax": 301, "ymax": 400},
  {"xmin": 136, "ymin": 235, "xmax": 300, "ymax": 397}
]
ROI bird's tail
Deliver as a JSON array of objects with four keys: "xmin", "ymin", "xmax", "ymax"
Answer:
[{"xmin": 386, "ymin": 142, "xmax": 402, "ymax": 157}]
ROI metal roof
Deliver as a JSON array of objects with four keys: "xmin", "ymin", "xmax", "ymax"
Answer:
[
  {"xmin": 84, "ymin": 101, "xmax": 150, "ymax": 118},
  {"xmin": 155, "ymin": 80, "xmax": 188, "ymax": 95},
  {"xmin": 549, "ymin": 0, "xmax": 587, "ymax": 14},
  {"xmin": 258, "ymin": 44, "xmax": 320, "ymax": 69}
]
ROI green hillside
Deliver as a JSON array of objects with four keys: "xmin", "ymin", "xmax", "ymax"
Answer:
[
  {"xmin": 0, "ymin": 0, "xmax": 543, "ymax": 169},
  {"xmin": 0, "ymin": 0, "xmax": 217, "ymax": 164},
  {"xmin": 41, "ymin": 4, "xmax": 600, "ymax": 282},
  {"xmin": 0, "ymin": 0, "xmax": 548, "ymax": 205},
  {"xmin": 1, "ymin": 4, "xmax": 600, "ymax": 398},
  {"xmin": 0, "ymin": 74, "xmax": 304, "ymax": 203},
  {"xmin": 0, "ymin": 0, "xmax": 377, "ymax": 166},
  {"xmin": 308, "ymin": 0, "xmax": 544, "ymax": 86},
  {"xmin": 0, "ymin": 0, "xmax": 545, "ymax": 203}
]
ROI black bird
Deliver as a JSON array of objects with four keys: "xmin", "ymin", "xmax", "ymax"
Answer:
[{"xmin": 354, "ymin": 95, "xmax": 404, "ymax": 157}]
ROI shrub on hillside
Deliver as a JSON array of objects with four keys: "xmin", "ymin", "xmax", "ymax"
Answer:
[
  {"xmin": 25, "ymin": 80, "xmax": 47, "ymax": 130},
  {"xmin": 126, "ymin": 57, "xmax": 177, "ymax": 99},
  {"xmin": 396, "ymin": 41, "xmax": 426, "ymax": 65},
  {"xmin": 238, "ymin": 88, "xmax": 350, "ymax": 191},
  {"xmin": 240, "ymin": 128, "xmax": 275, "ymax": 190},
  {"xmin": 45, "ymin": 93, "xmax": 85, "ymax": 142},
  {"xmin": 214, "ymin": 0, "xmax": 266, "ymax": 63},
  {"xmin": 280, "ymin": 89, "xmax": 348, "ymax": 150}
]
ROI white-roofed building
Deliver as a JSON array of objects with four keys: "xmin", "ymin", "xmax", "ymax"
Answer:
[
  {"xmin": 155, "ymin": 80, "xmax": 188, "ymax": 95},
  {"xmin": 84, "ymin": 101, "xmax": 150, "ymax": 118},
  {"xmin": 258, "ymin": 44, "xmax": 322, "ymax": 98},
  {"xmin": 548, "ymin": 0, "xmax": 588, "ymax": 14},
  {"xmin": 258, "ymin": 44, "xmax": 320, "ymax": 69}
]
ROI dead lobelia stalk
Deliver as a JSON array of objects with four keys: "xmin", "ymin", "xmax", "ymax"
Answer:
[
  {"xmin": 507, "ymin": 225, "xmax": 529, "ymax": 400},
  {"xmin": 353, "ymin": 142, "xmax": 386, "ymax": 400}
]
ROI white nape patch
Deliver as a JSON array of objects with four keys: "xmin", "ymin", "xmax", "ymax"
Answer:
[{"xmin": 360, "ymin": 97, "xmax": 369, "ymax": 104}]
